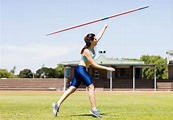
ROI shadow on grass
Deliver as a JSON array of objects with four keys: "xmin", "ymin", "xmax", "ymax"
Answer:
[{"xmin": 61, "ymin": 112, "xmax": 108, "ymax": 117}]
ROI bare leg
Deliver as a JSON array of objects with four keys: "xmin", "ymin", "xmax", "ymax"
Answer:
[
  {"xmin": 88, "ymin": 84, "xmax": 97, "ymax": 110},
  {"xmin": 57, "ymin": 86, "xmax": 76, "ymax": 107}
]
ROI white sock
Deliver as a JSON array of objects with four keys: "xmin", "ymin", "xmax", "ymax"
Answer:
[{"xmin": 92, "ymin": 108, "xmax": 97, "ymax": 111}]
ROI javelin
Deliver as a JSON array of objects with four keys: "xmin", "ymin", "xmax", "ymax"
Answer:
[{"xmin": 46, "ymin": 6, "xmax": 149, "ymax": 36}]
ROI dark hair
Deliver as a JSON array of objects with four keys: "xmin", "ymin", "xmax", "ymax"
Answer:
[{"xmin": 80, "ymin": 33, "xmax": 95, "ymax": 54}]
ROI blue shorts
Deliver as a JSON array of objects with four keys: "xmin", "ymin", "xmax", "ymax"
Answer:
[{"xmin": 71, "ymin": 65, "xmax": 93, "ymax": 88}]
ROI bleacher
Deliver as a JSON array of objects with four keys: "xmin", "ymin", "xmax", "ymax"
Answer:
[
  {"xmin": 0, "ymin": 78, "xmax": 64, "ymax": 91},
  {"xmin": 0, "ymin": 78, "xmax": 172, "ymax": 91},
  {"xmin": 104, "ymin": 79, "xmax": 173, "ymax": 91}
]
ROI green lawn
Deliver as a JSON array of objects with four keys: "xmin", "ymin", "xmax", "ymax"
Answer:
[{"xmin": 0, "ymin": 91, "xmax": 173, "ymax": 120}]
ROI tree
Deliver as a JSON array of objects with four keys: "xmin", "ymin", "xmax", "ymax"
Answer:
[
  {"xmin": 19, "ymin": 69, "xmax": 33, "ymax": 78},
  {"xmin": 10, "ymin": 66, "xmax": 16, "ymax": 75},
  {"xmin": 0, "ymin": 69, "xmax": 18, "ymax": 78},
  {"xmin": 55, "ymin": 64, "xmax": 64, "ymax": 78},
  {"xmin": 140, "ymin": 55, "xmax": 167, "ymax": 79},
  {"xmin": 0, "ymin": 69, "xmax": 11, "ymax": 78},
  {"xmin": 36, "ymin": 67, "xmax": 58, "ymax": 78}
]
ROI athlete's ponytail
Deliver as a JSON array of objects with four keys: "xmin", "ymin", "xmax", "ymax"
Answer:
[{"xmin": 81, "ymin": 33, "xmax": 95, "ymax": 54}]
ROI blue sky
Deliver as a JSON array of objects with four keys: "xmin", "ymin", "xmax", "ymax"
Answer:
[{"xmin": 1, "ymin": 0, "xmax": 173, "ymax": 74}]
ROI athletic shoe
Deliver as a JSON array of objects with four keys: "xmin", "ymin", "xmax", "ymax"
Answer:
[
  {"xmin": 52, "ymin": 103, "xmax": 59, "ymax": 117},
  {"xmin": 90, "ymin": 109, "xmax": 102, "ymax": 118}
]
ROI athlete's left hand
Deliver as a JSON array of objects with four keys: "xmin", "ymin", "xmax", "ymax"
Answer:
[{"xmin": 107, "ymin": 67, "xmax": 115, "ymax": 71}]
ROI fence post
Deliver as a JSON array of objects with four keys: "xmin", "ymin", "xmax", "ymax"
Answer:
[
  {"xmin": 133, "ymin": 66, "xmax": 135, "ymax": 91},
  {"xmin": 110, "ymin": 71, "xmax": 112, "ymax": 91},
  {"xmin": 154, "ymin": 65, "xmax": 157, "ymax": 91}
]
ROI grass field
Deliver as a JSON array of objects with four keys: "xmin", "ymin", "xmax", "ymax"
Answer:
[{"xmin": 0, "ymin": 91, "xmax": 173, "ymax": 120}]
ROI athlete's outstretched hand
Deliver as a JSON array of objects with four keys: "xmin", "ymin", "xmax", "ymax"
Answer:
[
  {"xmin": 104, "ymin": 24, "xmax": 108, "ymax": 29},
  {"xmin": 106, "ymin": 67, "xmax": 115, "ymax": 71}
]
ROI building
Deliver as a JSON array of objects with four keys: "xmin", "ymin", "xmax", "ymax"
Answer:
[
  {"xmin": 61, "ymin": 55, "xmax": 148, "ymax": 90},
  {"xmin": 166, "ymin": 50, "xmax": 173, "ymax": 79}
]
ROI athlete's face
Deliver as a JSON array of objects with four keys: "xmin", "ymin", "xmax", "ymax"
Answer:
[{"xmin": 91, "ymin": 36, "xmax": 98, "ymax": 46}]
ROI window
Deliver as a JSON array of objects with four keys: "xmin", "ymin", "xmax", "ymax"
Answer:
[
  {"xmin": 107, "ymin": 71, "xmax": 110, "ymax": 79},
  {"xmin": 116, "ymin": 68, "xmax": 130, "ymax": 78},
  {"xmin": 94, "ymin": 70, "xmax": 99, "ymax": 79}
]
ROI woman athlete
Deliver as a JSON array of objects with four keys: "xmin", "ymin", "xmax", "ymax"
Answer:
[{"xmin": 52, "ymin": 24, "xmax": 115, "ymax": 118}]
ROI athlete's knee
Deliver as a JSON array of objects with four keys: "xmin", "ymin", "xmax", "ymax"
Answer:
[
  {"xmin": 71, "ymin": 86, "xmax": 77, "ymax": 92},
  {"xmin": 68, "ymin": 86, "xmax": 76, "ymax": 94},
  {"xmin": 88, "ymin": 84, "xmax": 95, "ymax": 91}
]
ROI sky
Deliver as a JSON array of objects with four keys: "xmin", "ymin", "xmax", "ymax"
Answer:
[{"xmin": 1, "ymin": 0, "xmax": 173, "ymax": 74}]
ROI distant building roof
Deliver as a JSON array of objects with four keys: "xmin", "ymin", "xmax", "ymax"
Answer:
[
  {"xmin": 166, "ymin": 50, "xmax": 173, "ymax": 54},
  {"xmin": 60, "ymin": 55, "xmax": 144, "ymax": 66}
]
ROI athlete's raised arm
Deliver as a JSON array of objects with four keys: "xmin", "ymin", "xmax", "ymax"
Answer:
[{"xmin": 96, "ymin": 24, "xmax": 108, "ymax": 42}]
